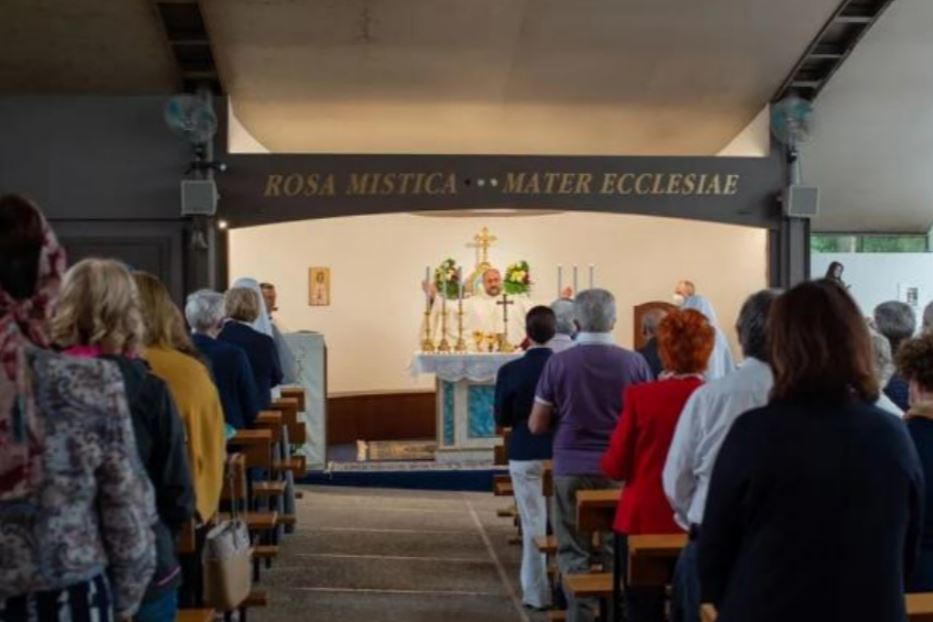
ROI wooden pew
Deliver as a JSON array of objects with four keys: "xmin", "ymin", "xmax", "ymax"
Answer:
[
  {"xmin": 575, "ymin": 488, "xmax": 619, "ymax": 533},
  {"xmin": 562, "ymin": 573, "xmax": 612, "ymax": 621},
  {"xmin": 698, "ymin": 592, "xmax": 933, "ymax": 622},
  {"xmin": 178, "ymin": 609, "xmax": 215, "ymax": 622},
  {"xmin": 280, "ymin": 386, "xmax": 306, "ymax": 412},
  {"xmin": 626, "ymin": 533, "xmax": 687, "ymax": 586}
]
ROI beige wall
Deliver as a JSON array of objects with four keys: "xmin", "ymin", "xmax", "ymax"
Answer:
[{"xmin": 229, "ymin": 212, "xmax": 768, "ymax": 394}]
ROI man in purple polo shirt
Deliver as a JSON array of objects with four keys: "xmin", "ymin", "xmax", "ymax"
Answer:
[{"xmin": 530, "ymin": 288, "xmax": 653, "ymax": 622}]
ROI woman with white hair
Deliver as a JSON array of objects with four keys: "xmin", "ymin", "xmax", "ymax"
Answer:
[
  {"xmin": 682, "ymin": 295, "xmax": 736, "ymax": 381},
  {"xmin": 219, "ymin": 286, "xmax": 283, "ymax": 408},
  {"xmin": 186, "ymin": 289, "xmax": 261, "ymax": 430}
]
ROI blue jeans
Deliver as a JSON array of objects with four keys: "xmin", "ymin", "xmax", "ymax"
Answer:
[
  {"xmin": 671, "ymin": 538, "xmax": 701, "ymax": 622},
  {"xmin": 135, "ymin": 589, "xmax": 178, "ymax": 622}
]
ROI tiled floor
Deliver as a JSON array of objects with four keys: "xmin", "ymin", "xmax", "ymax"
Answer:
[{"xmin": 253, "ymin": 486, "xmax": 549, "ymax": 622}]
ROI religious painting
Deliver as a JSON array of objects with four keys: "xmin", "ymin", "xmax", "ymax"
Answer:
[{"xmin": 308, "ymin": 267, "xmax": 331, "ymax": 306}]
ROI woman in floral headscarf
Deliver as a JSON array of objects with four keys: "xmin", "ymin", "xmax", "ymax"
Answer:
[{"xmin": 0, "ymin": 195, "xmax": 157, "ymax": 621}]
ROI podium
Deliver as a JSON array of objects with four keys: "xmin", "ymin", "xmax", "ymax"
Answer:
[
  {"xmin": 282, "ymin": 331, "xmax": 327, "ymax": 470},
  {"xmin": 411, "ymin": 352, "xmax": 521, "ymax": 462}
]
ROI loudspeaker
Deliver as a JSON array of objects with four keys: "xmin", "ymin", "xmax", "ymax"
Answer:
[
  {"xmin": 181, "ymin": 179, "xmax": 218, "ymax": 216},
  {"xmin": 782, "ymin": 185, "xmax": 819, "ymax": 219}
]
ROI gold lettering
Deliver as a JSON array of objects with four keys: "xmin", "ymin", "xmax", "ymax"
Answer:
[
  {"xmin": 320, "ymin": 174, "xmax": 335, "ymax": 196},
  {"xmin": 378, "ymin": 173, "xmax": 395, "ymax": 195},
  {"xmin": 347, "ymin": 173, "xmax": 372, "ymax": 194},
  {"xmin": 544, "ymin": 172, "xmax": 560, "ymax": 194},
  {"xmin": 264, "ymin": 174, "xmax": 283, "ymax": 197},
  {"xmin": 617, "ymin": 174, "xmax": 635, "ymax": 195},
  {"xmin": 682, "ymin": 174, "xmax": 697, "ymax": 195},
  {"xmin": 575, "ymin": 173, "xmax": 593, "ymax": 194},
  {"xmin": 505, "ymin": 173, "xmax": 526, "ymax": 194},
  {"xmin": 398, "ymin": 173, "xmax": 415, "ymax": 194},
  {"xmin": 635, "ymin": 173, "xmax": 652, "ymax": 195},
  {"xmin": 666, "ymin": 173, "xmax": 683, "ymax": 195},
  {"xmin": 303, "ymin": 174, "xmax": 318, "ymax": 196},
  {"xmin": 651, "ymin": 174, "xmax": 664, "ymax": 195},
  {"xmin": 524, "ymin": 174, "xmax": 541, "ymax": 194},
  {"xmin": 600, "ymin": 173, "xmax": 618, "ymax": 194},
  {"xmin": 425, "ymin": 173, "xmax": 442, "ymax": 194},
  {"xmin": 443, "ymin": 173, "xmax": 457, "ymax": 194},
  {"xmin": 696, "ymin": 174, "xmax": 708, "ymax": 195},
  {"xmin": 724, "ymin": 174, "xmax": 739, "ymax": 195},
  {"xmin": 705, "ymin": 174, "xmax": 722, "ymax": 195},
  {"xmin": 558, "ymin": 174, "xmax": 575, "ymax": 194},
  {"xmin": 282, "ymin": 174, "xmax": 303, "ymax": 197}
]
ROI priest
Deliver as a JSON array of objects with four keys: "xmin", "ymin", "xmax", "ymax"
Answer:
[{"xmin": 423, "ymin": 267, "xmax": 532, "ymax": 350}]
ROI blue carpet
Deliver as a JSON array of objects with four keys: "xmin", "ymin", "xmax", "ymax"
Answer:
[{"xmin": 298, "ymin": 468, "xmax": 501, "ymax": 492}]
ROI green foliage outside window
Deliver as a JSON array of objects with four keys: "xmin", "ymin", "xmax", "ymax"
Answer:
[{"xmin": 811, "ymin": 234, "xmax": 927, "ymax": 253}]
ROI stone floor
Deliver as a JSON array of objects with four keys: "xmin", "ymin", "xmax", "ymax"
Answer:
[{"xmin": 253, "ymin": 486, "xmax": 549, "ymax": 622}]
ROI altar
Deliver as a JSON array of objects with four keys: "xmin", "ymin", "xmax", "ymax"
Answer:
[{"xmin": 411, "ymin": 352, "xmax": 520, "ymax": 462}]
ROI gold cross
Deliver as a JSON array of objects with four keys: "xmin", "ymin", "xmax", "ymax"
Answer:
[{"xmin": 467, "ymin": 227, "xmax": 498, "ymax": 265}]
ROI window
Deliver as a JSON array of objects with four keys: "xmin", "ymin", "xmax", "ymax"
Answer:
[{"xmin": 811, "ymin": 234, "xmax": 927, "ymax": 253}]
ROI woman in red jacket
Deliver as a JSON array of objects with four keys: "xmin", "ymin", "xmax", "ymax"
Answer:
[{"xmin": 601, "ymin": 308, "xmax": 715, "ymax": 622}]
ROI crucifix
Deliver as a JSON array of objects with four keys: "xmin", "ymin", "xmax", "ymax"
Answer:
[
  {"xmin": 468, "ymin": 227, "xmax": 498, "ymax": 267},
  {"xmin": 496, "ymin": 292, "xmax": 516, "ymax": 353}
]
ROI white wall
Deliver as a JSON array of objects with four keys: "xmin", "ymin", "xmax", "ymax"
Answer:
[
  {"xmin": 229, "ymin": 212, "xmax": 768, "ymax": 394},
  {"xmin": 812, "ymin": 253, "xmax": 933, "ymax": 318}
]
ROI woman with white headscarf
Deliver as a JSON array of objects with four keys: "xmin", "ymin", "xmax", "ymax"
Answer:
[
  {"xmin": 232, "ymin": 277, "xmax": 298, "ymax": 385},
  {"xmin": 682, "ymin": 295, "xmax": 736, "ymax": 381}
]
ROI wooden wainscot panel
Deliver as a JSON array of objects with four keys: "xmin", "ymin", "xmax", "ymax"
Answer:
[{"xmin": 327, "ymin": 390, "xmax": 436, "ymax": 445}]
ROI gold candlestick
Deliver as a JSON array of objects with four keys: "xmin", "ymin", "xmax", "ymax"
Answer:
[
  {"xmin": 496, "ymin": 293, "xmax": 516, "ymax": 353},
  {"xmin": 437, "ymin": 295, "xmax": 451, "ymax": 353},
  {"xmin": 454, "ymin": 298, "xmax": 467, "ymax": 353},
  {"xmin": 421, "ymin": 308, "xmax": 436, "ymax": 353}
]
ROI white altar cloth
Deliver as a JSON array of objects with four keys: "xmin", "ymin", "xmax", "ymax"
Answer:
[{"xmin": 410, "ymin": 352, "xmax": 521, "ymax": 383}]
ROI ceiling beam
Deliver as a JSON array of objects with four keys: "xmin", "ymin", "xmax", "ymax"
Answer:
[
  {"xmin": 151, "ymin": 1, "xmax": 223, "ymax": 94},
  {"xmin": 773, "ymin": 0, "xmax": 898, "ymax": 103}
]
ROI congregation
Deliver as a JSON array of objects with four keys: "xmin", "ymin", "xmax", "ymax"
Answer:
[
  {"xmin": 3, "ymin": 189, "xmax": 933, "ymax": 622},
  {"xmin": 496, "ymin": 274, "xmax": 933, "ymax": 621},
  {"xmin": 0, "ymin": 195, "xmax": 295, "ymax": 621}
]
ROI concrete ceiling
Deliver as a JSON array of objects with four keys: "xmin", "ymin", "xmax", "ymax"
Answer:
[
  {"xmin": 0, "ymin": 0, "xmax": 178, "ymax": 94},
  {"xmin": 202, "ymin": 0, "xmax": 840, "ymax": 155},
  {"xmin": 809, "ymin": 0, "xmax": 933, "ymax": 233}
]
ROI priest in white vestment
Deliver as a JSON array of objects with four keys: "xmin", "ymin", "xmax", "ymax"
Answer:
[{"xmin": 424, "ymin": 268, "xmax": 531, "ymax": 350}]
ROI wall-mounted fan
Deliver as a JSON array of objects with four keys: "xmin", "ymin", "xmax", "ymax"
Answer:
[
  {"xmin": 164, "ymin": 94, "xmax": 225, "ymax": 175},
  {"xmin": 771, "ymin": 95, "xmax": 819, "ymax": 218}
]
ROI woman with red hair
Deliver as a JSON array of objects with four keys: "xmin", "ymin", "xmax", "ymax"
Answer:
[{"xmin": 601, "ymin": 309, "xmax": 715, "ymax": 622}]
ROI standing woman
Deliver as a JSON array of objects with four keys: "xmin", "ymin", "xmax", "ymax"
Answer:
[
  {"xmin": 132, "ymin": 271, "xmax": 226, "ymax": 525},
  {"xmin": 600, "ymin": 309, "xmax": 714, "ymax": 622},
  {"xmin": 51, "ymin": 259, "xmax": 195, "ymax": 622},
  {"xmin": 0, "ymin": 195, "xmax": 156, "ymax": 620},
  {"xmin": 895, "ymin": 334, "xmax": 933, "ymax": 591},
  {"xmin": 682, "ymin": 295, "xmax": 736, "ymax": 381},
  {"xmin": 219, "ymin": 286, "xmax": 283, "ymax": 408},
  {"xmin": 699, "ymin": 280, "xmax": 923, "ymax": 622}
]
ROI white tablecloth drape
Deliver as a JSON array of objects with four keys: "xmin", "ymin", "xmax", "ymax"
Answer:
[{"xmin": 410, "ymin": 352, "xmax": 522, "ymax": 383}]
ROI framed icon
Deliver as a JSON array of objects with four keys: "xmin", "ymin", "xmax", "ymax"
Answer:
[{"xmin": 308, "ymin": 267, "xmax": 331, "ymax": 306}]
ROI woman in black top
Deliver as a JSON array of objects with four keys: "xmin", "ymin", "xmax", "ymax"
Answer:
[
  {"xmin": 699, "ymin": 279, "xmax": 923, "ymax": 622},
  {"xmin": 897, "ymin": 335, "xmax": 933, "ymax": 591}
]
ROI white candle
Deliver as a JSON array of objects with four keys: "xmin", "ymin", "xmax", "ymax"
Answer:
[
  {"xmin": 573, "ymin": 265, "xmax": 579, "ymax": 294},
  {"xmin": 589, "ymin": 264, "xmax": 595, "ymax": 289},
  {"xmin": 558, "ymin": 265, "xmax": 563, "ymax": 298},
  {"xmin": 424, "ymin": 266, "xmax": 431, "ymax": 303},
  {"xmin": 458, "ymin": 267, "xmax": 464, "ymax": 301}
]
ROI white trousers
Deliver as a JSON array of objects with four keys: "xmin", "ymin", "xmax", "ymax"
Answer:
[{"xmin": 509, "ymin": 459, "xmax": 551, "ymax": 608}]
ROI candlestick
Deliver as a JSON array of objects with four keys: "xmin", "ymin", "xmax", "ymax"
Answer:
[
  {"xmin": 458, "ymin": 267, "xmax": 464, "ymax": 301},
  {"xmin": 573, "ymin": 265, "xmax": 579, "ymax": 294},
  {"xmin": 424, "ymin": 265, "xmax": 431, "ymax": 303},
  {"xmin": 558, "ymin": 265, "xmax": 563, "ymax": 299},
  {"xmin": 454, "ymin": 296, "xmax": 467, "ymax": 353},
  {"xmin": 438, "ymin": 273, "xmax": 451, "ymax": 353},
  {"xmin": 589, "ymin": 264, "xmax": 595, "ymax": 289}
]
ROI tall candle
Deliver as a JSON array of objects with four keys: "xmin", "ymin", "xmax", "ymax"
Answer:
[
  {"xmin": 573, "ymin": 265, "xmax": 579, "ymax": 294},
  {"xmin": 558, "ymin": 265, "xmax": 563, "ymax": 298},
  {"xmin": 458, "ymin": 267, "xmax": 464, "ymax": 300},
  {"xmin": 424, "ymin": 266, "xmax": 431, "ymax": 303},
  {"xmin": 589, "ymin": 264, "xmax": 595, "ymax": 289}
]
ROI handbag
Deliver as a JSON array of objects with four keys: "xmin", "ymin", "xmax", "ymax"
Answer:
[{"xmin": 202, "ymin": 470, "xmax": 253, "ymax": 610}]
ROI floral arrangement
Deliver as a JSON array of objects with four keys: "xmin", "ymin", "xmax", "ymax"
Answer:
[
  {"xmin": 504, "ymin": 260, "xmax": 532, "ymax": 295},
  {"xmin": 434, "ymin": 258, "xmax": 461, "ymax": 300}
]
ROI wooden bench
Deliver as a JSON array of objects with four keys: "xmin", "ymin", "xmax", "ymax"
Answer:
[
  {"xmin": 908, "ymin": 593, "xmax": 933, "ymax": 621},
  {"xmin": 280, "ymin": 386, "xmax": 306, "ymax": 412},
  {"xmin": 534, "ymin": 534, "xmax": 558, "ymax": 555},
  {"xmin": 268, "ymin": 397, "xmax": 307, "ymax": 445},
  {"xmin": 177, "ymin": 609, "xmax": 215, "ymax": 622},
  {"xmin": 697, "ymin": 593, "xmax": 933, "ymax": 622},
  {"xmin": 493, "ymin": 474, "xmax": 514, "ymax": 496},
  {"xmin": 627, "ymin": 533, "xmax": 687, "ymax": 586},
  {"xmin": 562, "ymin": 572, "xmax": 612, "ymax": 621},
  {"xmin": 575, "ymin": 488, "xmax": 619, "ymax": 533}
]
